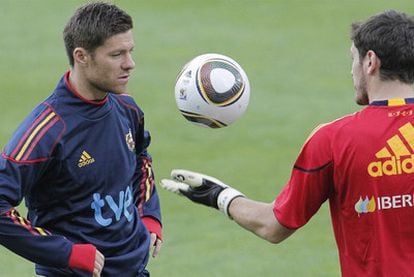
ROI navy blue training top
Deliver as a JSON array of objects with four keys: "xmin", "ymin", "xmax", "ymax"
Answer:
[{"xmin": 0, "ymin": 72, "xmax": 162, "ymax": 276}]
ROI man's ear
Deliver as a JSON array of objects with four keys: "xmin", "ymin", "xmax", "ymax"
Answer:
[
  {"xmin": 365, "ymin": 50, "xmax": 381, "ymax": 75},
  {"xmin": 73, "ymin": 47, "xmax": 89, "ymax": 65}
]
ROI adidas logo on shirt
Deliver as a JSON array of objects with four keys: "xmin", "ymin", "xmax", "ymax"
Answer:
[
  {"xmin": 78, "ymin": 151, "xmax": 95, "ymax": 168},
  {"xmin": 368, "ymin": 122, "xmax": 414, "ymax": 177}
]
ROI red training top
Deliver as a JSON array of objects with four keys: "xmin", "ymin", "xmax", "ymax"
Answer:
[{"xmin": 274, "ymin": 98, "xmax": 414, "ymax": 276}]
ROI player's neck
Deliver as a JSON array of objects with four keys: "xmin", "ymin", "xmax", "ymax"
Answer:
[
  {"xmin": 68, "ymin": 69, "xmax": 108, "ymax": 101},
  {"xmin": 368, "ymin": 79, "xmax": 414, "ymax": 102}
]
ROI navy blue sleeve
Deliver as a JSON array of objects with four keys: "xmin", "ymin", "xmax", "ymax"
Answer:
[
  {"xmin": 116, "ymin": 94, "xmax": 162, "ymax": 235},
  {"xmin": 0, "ymin": 207, "xmax": 72, "ymax": 268},
  {"xmin": 133, "ymin": 108, "xmax": 162, "ymax": 229},
  {"xmin": 0, "ymin": 104, "xmax": 74, "ymax": 268},
  {"xmin": 135, "ymin": 129, "xmax": 162, "ymax": 224}
]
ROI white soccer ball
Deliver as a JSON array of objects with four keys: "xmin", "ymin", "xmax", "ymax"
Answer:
[{"xmin": 174, "ymin": 53, "xmax": 250, "ymax": 128}]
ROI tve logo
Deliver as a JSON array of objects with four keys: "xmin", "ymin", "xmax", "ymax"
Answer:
[{"xmin": 91, "ymin": 186, "xmax": 134, "ymax": 226}]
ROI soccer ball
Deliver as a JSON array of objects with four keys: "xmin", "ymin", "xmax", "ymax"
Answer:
[{"xmin": 174, "ymin": 53, "xmax": 250, "ymax": 128}]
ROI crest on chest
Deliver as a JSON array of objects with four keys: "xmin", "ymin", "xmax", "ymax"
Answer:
[{"xmin": 125, "ymin": 128, "xmax": 135, "ymax": 152}]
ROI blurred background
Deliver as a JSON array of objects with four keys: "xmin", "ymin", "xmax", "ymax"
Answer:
[{"xmin": 0, "ymin": 0, "xmax": 413, "ymax": 276}]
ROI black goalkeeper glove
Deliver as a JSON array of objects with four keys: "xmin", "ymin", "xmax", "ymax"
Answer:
[{"xmin": 160, "ymin": 169, "xmax": 245, "ymax": 218}]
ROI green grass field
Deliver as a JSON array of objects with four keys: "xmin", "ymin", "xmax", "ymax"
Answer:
[{"xmin": 1, "ymin": 0, "xmax": 413, "ymax": 276}]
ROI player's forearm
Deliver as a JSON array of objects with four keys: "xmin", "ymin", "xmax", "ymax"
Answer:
[
  {"xmin": 160, "ymin": 170, "xmax": 295, "ymax": 243},
  {"xmin": 228, "ymin": 198, "xmax": 295, "ymax": 244},
  {"xmin": 0, "ymin": 208, "xmax": 97, "ymax": 273}
]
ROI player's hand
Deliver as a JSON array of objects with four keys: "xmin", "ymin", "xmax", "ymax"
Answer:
[
  {"xmin": 93, "ymin": 249, "xmax": 104, "ymax": 277},
  {"xmin": 149, "ymin": 232, "xmax": 162, "ymax": 258},
  {"xmin": 160, "ymin": 169, "xmax": 245, "ymax": 218}
]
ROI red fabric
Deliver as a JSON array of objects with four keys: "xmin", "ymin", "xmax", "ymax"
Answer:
[
  {"xmin": 68, "ymin": 244, "xmax": 96, "ymax": 273},
  {"xmin": 273, "ymin": 103, "xmax": 414, "ymax": 276},
  {"xmin": 142, "ymin": 216, "xmax": 162, "ymax": 240}
]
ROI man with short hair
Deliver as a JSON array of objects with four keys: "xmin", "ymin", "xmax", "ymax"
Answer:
[
  {"xmin": 0, "ymin": 2, "xmax": 162, "ymax": 276},
  {"xmin": 162, "ymin": 10, "xmax": 414, "ymax": 276}
]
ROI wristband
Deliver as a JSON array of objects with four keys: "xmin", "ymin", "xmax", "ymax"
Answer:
[
  {"xmin": 142, "ymin": 216, "xmax": 163, "ymax": 240},
  {"xmin": 217, "ymin": 188, "xmax": 245, "ymax": 219},
  {"xmin": 68, "ymin": 244, "xmax": 96, "ymax": 273}
]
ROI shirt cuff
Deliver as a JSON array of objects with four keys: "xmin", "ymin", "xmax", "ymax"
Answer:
[
  {"xmin": 68, "ymin": 244, "xmax": 96, "ymax": 273},
  {"xmin": 142, "ymin": 216, "xmax": 162, "ymax": 240}
]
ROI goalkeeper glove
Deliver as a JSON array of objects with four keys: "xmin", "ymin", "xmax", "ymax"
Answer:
[{"xmin": 160, "ymin": 169, "xmax": 245, "ymax": 219}]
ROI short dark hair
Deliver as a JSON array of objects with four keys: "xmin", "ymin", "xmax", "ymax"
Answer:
[
  {"xmin": 63, "ymin": 1, "xmax": 133, "ymax": 66},
  {"xmin": 351, "ymin": 10, "xmax": 414, "ymax": 84}
]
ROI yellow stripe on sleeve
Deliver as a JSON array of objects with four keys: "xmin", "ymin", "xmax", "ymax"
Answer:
[
  {"xmin": 15, "ymin": 112, "xmax": 56, "ymax": 160},
  {"xmin": 145, "ymin": 163, "xmax": 152, "ymax": 201}
]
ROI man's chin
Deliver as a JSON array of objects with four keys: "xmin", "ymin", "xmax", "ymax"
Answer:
[
  {"xmin": 110, "ymin": 87, "xmax": 128, "ymax": 95},
  {"xmin": 354, "ymin": 89, "xmax": 369, "ymax": 105},
  {"xmin": 355, "ymin": 97, "xmax": 369, "ymax": 106}
]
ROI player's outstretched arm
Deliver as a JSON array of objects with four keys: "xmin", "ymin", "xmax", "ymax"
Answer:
[
  {"xmin": 160, "ymin": 169, "xmax": 295, "ymax": 243},
  {"xmin": 228, "ymin": 197, "xmax": 295, "ymax": 243}
]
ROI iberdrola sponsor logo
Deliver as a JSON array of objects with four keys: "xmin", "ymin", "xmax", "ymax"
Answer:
[
  {"xmin": 368, "ymin": 122, "xmax": 414, "ymax": 177},
  {"xmin": 354, "ymin": 196, "xmax": 376, "ymax": 215},
  {"xmin": 355, "ymin": 194, "xmax": 414, "ymax": 215}
]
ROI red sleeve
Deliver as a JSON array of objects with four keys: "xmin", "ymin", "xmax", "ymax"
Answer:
[
  {"xmin": 273, "ymin": 124, "xmax": 334, "ymax": 229},
  {"xmin": 68, "ymin": 244, "xmax": 96, "ymax": 273},
  {"xmin": 142, "ymin": 216, "xmax": 162, "ymax": 240}
]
